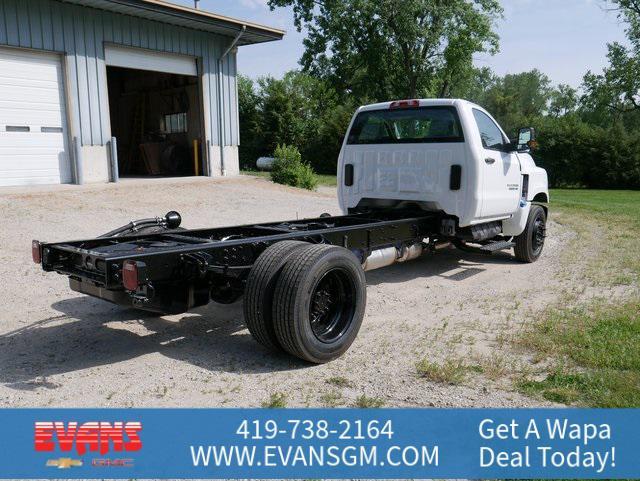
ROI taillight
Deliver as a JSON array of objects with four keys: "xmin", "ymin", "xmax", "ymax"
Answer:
[
  {"xmin": 122, "ymin": 260, "xmax": 139, "ymax": 291},
  {"xmin": 32, "ymin": 240, "xmax": 41, "ymax": 264},
  {"xmin": 390, "ymin": 99, "xmax": 420, "ymax": 109}
]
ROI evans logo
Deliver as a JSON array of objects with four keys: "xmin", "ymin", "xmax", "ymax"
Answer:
[{"xmin": 35, "ymin": 422, "xmax": 142, "ymax": 455}]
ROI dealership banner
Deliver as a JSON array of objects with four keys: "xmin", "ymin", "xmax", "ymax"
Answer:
[{"xmin": 0, "ymin": 408, "xmax": 638, "ymax": 479}]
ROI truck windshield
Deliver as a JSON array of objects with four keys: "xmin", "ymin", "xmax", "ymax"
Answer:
[{"xmin": 347, "ymin": 106, "xmax": 464, "ymax": 144}]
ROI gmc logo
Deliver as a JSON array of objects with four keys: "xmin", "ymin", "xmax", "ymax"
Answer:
[{"xmin": 35, "ymin": 422, "xmax": 142, "ymax": 455}]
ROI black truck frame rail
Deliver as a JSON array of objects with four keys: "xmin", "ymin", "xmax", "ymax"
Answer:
[{"xmin": 34, "ymin": 209, "xmax": 440, "ymax": 314}]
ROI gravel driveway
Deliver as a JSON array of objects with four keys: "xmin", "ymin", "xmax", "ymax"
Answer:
[{"xmin": 0, "ymin": 176, "xmax": 569, "ymax": 408}]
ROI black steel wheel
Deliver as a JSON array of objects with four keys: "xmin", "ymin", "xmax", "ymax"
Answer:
[
  {"xmin": 309, "ymin": 268, "xmax": 356, "ymax": 343},
  {"xmin": 514, "ymin": 204, "xmax": 547, "ymax": 263},
  {"xmin": 243, "ymin": 240, "xmax": 309, "ymax": 351},
  {"xmin": 272, "ymin": 244, "xmax": 366, "ymax": 363}
]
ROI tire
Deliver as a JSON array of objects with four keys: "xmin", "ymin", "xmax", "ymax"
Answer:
[
  {"xmin": 514, "ymin": 204, "xmax": 547, "ymax": 263},
  {"xmin": 243, "ymin": 240, "xmax": 310, "ymax": 351},
  {"xmin": 272, "ymin": 244, "xmax": 367, "ymax": 363}
]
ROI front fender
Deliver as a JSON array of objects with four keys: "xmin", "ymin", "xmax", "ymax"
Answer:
[
  {"xmin": 502, "ymin": 201, "xmax": 531, "ymax": 237},
  {"xmin": 516, "ymin": 153, "xmax": 548, "ymax": 203},
  {"xmin": 527, "ymin": 167, "xmax": 549, "ymax": 203}
]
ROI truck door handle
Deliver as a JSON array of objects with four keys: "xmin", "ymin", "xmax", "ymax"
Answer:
[
  {"xmin": 484, "ymin": 157, "xmax": 495, "ymax": 164},
  {"xmin": 344, "ymin": 164, "xmax": 354, "ymax": 186}
]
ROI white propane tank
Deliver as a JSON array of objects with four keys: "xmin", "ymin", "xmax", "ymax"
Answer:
[{"xmin": 256, "ymin": 157, "xmax": 275, "ymax": 171}]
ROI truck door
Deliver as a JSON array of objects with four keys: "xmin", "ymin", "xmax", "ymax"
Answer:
[{"xmin": 472, "ymin": 108, "xmax": 521, "ymax": 218}]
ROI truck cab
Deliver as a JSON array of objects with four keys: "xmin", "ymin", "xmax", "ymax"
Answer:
[{"xmin": 337, "ymin": 99, "xmax": 548, "ymax": 238}]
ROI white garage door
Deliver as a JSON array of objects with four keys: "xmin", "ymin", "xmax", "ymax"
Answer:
[
  {"xmin": 0, "ymin": 48, "xmax": 72, "ymax": 186},
  {"xmin": 105, "ymin": 45, "xmax": 197, "ymax": 76}
]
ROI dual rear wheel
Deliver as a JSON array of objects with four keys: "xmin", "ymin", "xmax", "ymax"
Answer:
[{"xmin": 243, "ymin": 242, "xmax": 366, "ymax": 363}]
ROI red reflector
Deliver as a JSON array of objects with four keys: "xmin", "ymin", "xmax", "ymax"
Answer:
[
  {"xmin": 32, "ymin": 240, "xmax": 41, "ymax": 264},
  {"xmin": 122, "ymin": 260, "xmax": 139, "ymax": 291},
  {"xmin": 390, "ymin": 99, "xmax": 420, "ymax": 109}
]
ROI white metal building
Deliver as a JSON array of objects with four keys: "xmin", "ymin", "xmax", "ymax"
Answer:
[{"xmin": 0, "ymin": 0, "xmax": 284, "ymax": 186}]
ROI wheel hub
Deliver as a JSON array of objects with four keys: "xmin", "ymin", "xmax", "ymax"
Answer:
[
  {"xmin": 312, "ymin": 289, "xmax": 333, "ymax": 319},
  {"xmin": 309, "ymin": 268, "xmax": 356, "ymax": 343},
  {"xmin": 532, "ymin": 215, "xmax": 546, "ymax": 253}
]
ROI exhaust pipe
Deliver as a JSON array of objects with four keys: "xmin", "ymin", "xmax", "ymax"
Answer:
[
  {"xmin": 362, "ymin": 243, "xmax": 424, "ymax": 271},
  {"xmin": 433, "ymin": 240, "xmax": 452, "ymax": 250}
]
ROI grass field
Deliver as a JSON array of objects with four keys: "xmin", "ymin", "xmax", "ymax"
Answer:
[
  {"xmin": 517, "ymin": 189, "xmax": 639, "ymax": 407},
  {"xmin": 241, "ymin": 170, "xmax": 337, "ymax": 187},
  {"xmin": 517, "ymin": 301, "xmax": 639, "ymax": 407},
  {"xmin": 550, "ymin": 188, "xmax": 640, "ymax": 227},
  {"xmin": 551, "ymin": 189, "xmax": 640, "ymax": 285}
]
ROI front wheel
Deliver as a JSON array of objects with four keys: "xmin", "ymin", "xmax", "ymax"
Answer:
[
  {"xmin": 272, "ymin": 244, "xmax": 366, "ymax": 363},
  {"xmin": 514, "ymin": 204, "xmax": 547, "ymax": 263}
]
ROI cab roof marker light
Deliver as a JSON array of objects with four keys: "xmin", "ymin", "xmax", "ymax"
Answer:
[{"xmin": 390, "ymin": 100, "xmax": 420, "ymax": 109}]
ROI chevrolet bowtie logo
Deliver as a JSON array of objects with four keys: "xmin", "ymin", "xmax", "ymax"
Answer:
[{"xmin": 46, "ymin": 458, "xmax": 83, "ymax": 469}]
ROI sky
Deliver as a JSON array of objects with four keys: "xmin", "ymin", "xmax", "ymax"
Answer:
[{"xmin": 174, "ymin": 0, "xmax": 629, "ymax": 88}]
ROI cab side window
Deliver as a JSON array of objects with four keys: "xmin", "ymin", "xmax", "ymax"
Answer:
[{"xmin": 473, "ymin": 109, "xmax": 506, "ymax": 151}]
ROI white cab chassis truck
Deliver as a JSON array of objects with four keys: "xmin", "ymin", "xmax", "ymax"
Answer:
[
  {"xmin": 34, "ymin": 99, "xmax": 548, "ymax": 364},
  {"xmin": 339, "ymin": 98, "xmax": 548, "ymax": 260}
]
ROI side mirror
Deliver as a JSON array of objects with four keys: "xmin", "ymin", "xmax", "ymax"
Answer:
[{"xmin": 517, "ymin": 127, "xmax": 537, "ymax": 151}]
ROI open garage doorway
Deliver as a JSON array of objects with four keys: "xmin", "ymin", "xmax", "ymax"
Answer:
[{"xmin": 106, "ymin": 66, "xmax": 204, "ymax": 177}]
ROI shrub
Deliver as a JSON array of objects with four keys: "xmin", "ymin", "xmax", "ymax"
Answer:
[
  {"xmin": 270, "ymin": 144, "xmax": 319, "ymax": 190},
  {"xmin": 532, "ymin": 116, "xmax": 640, "ymax": 189}
]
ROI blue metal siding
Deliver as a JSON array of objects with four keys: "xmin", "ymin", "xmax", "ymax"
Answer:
[
  {"xmin": 0, "ymin": 0, "xmax": 238, "ymax": 147},
  {"xmin": 4, "ymin": 0, "xmax": 19, "ymax": 46},
  {"xmin": 0, "ymin": 2, "xmax": 6, "ymax": 45}
]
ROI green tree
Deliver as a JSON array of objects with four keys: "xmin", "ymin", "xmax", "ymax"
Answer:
[
  {"xmin": 549, "ymin": 84, "xmax": 578, "ymax": 117},
  {"xmin": 237, "ymin": 71, "xmax": 352, "ymax": 173},
  {"xmin": 267, "ymin": 0, "xmax": 502, "ymax": 101},
  {"xmin": 479, "ymin": 69, "xmax": 552, "ymax": 133},
  {"xmin": 582, "ymin": 0, "xmax": 640, "ymax": 123},
  {"xmin": 582, "ymin": 43, "xmax": 640, "ymax": 119},
  {"xmin": 257, "ymin": 73, "xmax": 311, "ymax": 153},
  {"xmin": 237, "ymin": 75, "xmax": 262, "ymax": 169},
  {"xmin": 257, "ymin": 71, "xmax": 344, "ymax": 171},
  {"xmin": 452, "ymin": 66, "xmax": 498, "ymax": 105},
  {"xmin": 308, "ymin": 98, "xmax": 358, "ymax": 173},
  {"xmin": 532, "ymin": 116, "xmax": 640, "ymax": 189}
]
